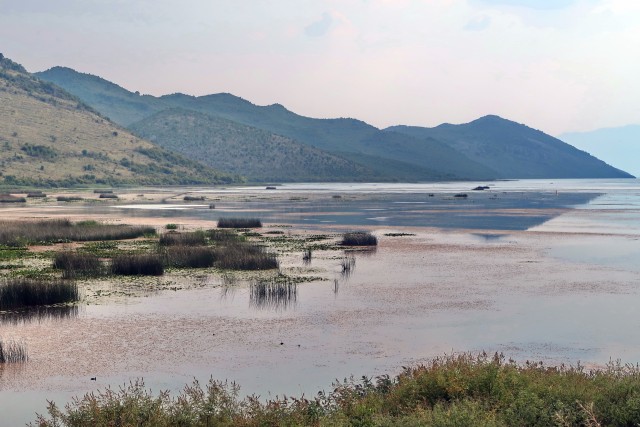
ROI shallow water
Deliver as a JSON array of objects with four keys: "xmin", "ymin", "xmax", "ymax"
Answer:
[{"xmin": 1, "ymin": 179, "xmax": 640, "ymax": 425}]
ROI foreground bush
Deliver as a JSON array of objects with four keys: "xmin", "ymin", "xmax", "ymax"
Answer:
[
  {"xmin": 341, "ymin": 231, "xmax": 378, "ymax": 246},
  {"xmin": 31, "ymin": 353, "xmax": 640, "ymax": 426},
  {"xmin": 0, "ymin": 279, "xmax": 79, "ymax": 310}
]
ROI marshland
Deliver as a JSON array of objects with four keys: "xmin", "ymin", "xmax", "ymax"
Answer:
[{"xmin": 1, "ymin": 179, "xmax": 640, "ymax": 425}]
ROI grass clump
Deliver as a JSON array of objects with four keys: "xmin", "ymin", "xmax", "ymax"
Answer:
[
  {"xmin": 98, "ymin": 193, "xmax": 118, "ymax": 199},
  {"xmin": 53, "ymin": 252, "xmax": 103, "ymax": 278},
  {"xmin": 0, "ymin": 219, "xmax": 155, "ymax": 246},
  {"xmin": 0, "ymin": 278, "xmax": 79, "ymax": 310},
  {"xmin": 163, "ymin": 246, "xmax": 215, "ymax": 268},
  {"xmin": 27, "ymin": 191, "xmax": 46, "ymax": 198},
  {"xmin": 341, "ymin": 231, "xmax": 378, "ymax": 246},
  {"xmin": 158, "ymin": 231, "xmax": 207, "ymax": 247},
  {"xmin": 0, "ymin": 338, "xmax": 28, "ymax": 363},
  {"xmin": 56, "ymin": 196, "xmax": 83, "ymax": 202},
  {"xmin": 165, "ymin": 223, "xmax": 178, "ymax": 230},
  {"xmin": 214, "ymin": 242, "xmax": 278, "ymax": 271},
  {"xmin": 183, "ymin": 195, "xmax": 205, "ymax": 201},
  {"xmin": 217, "ymin": 218, "xmax": 262, "ymax": 228},
  {"xmin": 111, "ymin": 254, "xmax": 164, "ymax": 276},
  {"xmin": 32, "ymin": 352, "xmax": 640, "ymax": 427},
  {"xmin": 0, "ymin": 194, "xmax": 26, "ymax": 203}
]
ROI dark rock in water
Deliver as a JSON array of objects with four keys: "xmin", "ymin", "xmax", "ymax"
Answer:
[
  {"xmin": 454, "ymin": 193, "xmax": 468, "ymax": 198},
  {"xmin": 472, "ymin": 186, "xmax": 490, "ymax": 191}
]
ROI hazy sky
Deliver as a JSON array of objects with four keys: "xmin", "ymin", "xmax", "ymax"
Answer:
[{"xmin": 1, "ymin": 0, "xmax": 639, "ymax": 135}]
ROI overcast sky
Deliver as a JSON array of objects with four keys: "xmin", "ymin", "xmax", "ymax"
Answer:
[{"xmin": 1, "ymin": 0, "xmax": 639, "ymax": 135}]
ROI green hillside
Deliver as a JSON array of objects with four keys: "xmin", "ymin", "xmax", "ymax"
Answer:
[
  {"xmin": 129, "ymin": 109, "xmax": 383, "ymax": 182},
  {"xmin": 0, "ymin": 55, "xmax": 238, "ymax": 187},
  {"xmin": 387, "ymin": 116, "xmax": 634, "ymax": 179}
]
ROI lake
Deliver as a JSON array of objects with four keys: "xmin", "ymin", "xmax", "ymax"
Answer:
[{"xmin": 1, "ymin": 178, "xmax": 640, "ymax": 425}]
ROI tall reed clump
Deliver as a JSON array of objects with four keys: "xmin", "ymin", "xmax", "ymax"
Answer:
[
  {"xmin": 0, "ymin": 279, "xmax": 79, "ymax": 310},
  {"xmin": 341, "ymin": 231, "xmax": 378, "ymax": 246},
  {"xmin": 0, "ymin": 194, "xmax": 26, "ymax": 203},
  {"xmin": 162, "ymin": 246, "xmax": 216, "ymax": 268},
  {"xmin": 111, "ymin": 254, "xmax": 164, "ymax": 276},
  {"xmin": 158, "ymin": 231, "xmax": 207, "ymax": 247},
  {"xmin": 217, "ymin": 218, "xmax": 262, "ymax": 228},
  {"xmin": 214, "ymin": 242, "xmax": 278, "ymax": 270},
  {"xmin": 53, "ymin": 252, "xmax": 103, "ymax": 278},
  {"xmin": 250, "ymin": 280, "xmax": 297, "ymax": 310},
  {"xmin": 0, "ymin": 339, "xmax": 28, "ymax": 363},
  {"xmin": 32, "ymin": 352, "xmax": 640, "ymax": 426},
  {"xmin": 0, "ymin": 219, "xmax": 155, "ymax": 246}
]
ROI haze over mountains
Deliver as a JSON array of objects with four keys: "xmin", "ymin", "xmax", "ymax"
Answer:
[{"xmin": 0, "ymin": 58, "xmax": 631, "ymax": 185}]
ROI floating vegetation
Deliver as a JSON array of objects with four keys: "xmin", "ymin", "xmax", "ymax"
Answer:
[
  {"xmin": 0, "ymin": 219, "xmax": 155, "ymax": 246},
  {"xmin": 250, "ymin": 279, "xmax": 297, "ymax": 310},
  {"xmin": 53, "ymin": 251, "xmax": 103, "ymax": 278},
  {"xmin": 0, "ymin": 305, "xmax": 79, "ymax": 326},
  {"xmin": 0, "ymin": 338, "xmax": 27, "ymax": 363},
  {"xmin": 341, "ymin": 231, "xmax": 378, "ymax": 246},
  {"xmin": 0, "ymin": 278, "xmax": 79, "ymax": 310},
  {"xmin": 217, "ymin": 218, "xmax": 262, "ymax": 228},
  {"xmin": 111, "ymin": 254, "xmax": 164, "ymax": 276},
  {"xmin": 384, "ymin": 232, "xmax": 416, "ymax": 237}
]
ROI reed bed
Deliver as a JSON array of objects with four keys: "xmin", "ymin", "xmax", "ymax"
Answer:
[
  {"xmin": 158, "ymin": 231, "xmax": 207, "ymax": 247},
  {"xmin": 56, "ymin": 196, "xmax": 83, "ymax": 202},
  {"xmin": 217, "ymin": 218, "xmax": 262, "ymax": 228},
  {"xmin": 26, "ymin": 191, "xmax": 46, "ymax": 198},
  {"xmin": 341, "ymin": 231, "xmax": 378, "ymax": 246},
  {"xmin": 0, "ymin": 194, "xmax": 26, "ymax": 203},
  {"xmin": 53, "ymin": 252, "xmax": 103, "ymax": 278},
  {"xmin": 0, "ymin": 338, "xmax": 28, "ymax": 363},
  {"xmin": 0, "ymin": 278, "xmax": 79, "ymax": 310},
  {"xmin": 98, "ymin": 193, "xmax": 118, "ymax": 199},
  {"xmin": 250, "ymin": 280, "xmax": 297, "ymax": 310},
  {"xmin": 341, "ymin": 256, "xmax": 356, "ymax": 277},
  {"xmin": 183, "ymin": 195, "xmax": 205, "ymax": 201},
  {"xmin": 163, "ymin": 246, "xmax": 215, "ymax": 268},
  {"xmin": 111, "ymin": 254, "xmax": 164, "ymax": 276},
  {"xmin": 0, "ymin": 219, "xmax": 155, "ymax": 246},
  {"xmin": 208, "ymin": 229, "xmax": 243, "ymax": 243},
  {"xmin": 93, "ymin": 189, "xmax": 112, "ymax": 193},
  {"xmin": 0, "ymin": 306, "xmax": 79, "ymax": 326},
  {"xmin": 214, "ymin": 242, "xmax": 278, "ymax": 270}
]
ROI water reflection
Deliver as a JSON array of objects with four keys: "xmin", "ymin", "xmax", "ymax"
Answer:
[
  {"xmin": 249, "ymin": 281, "xmax": 297, "ymax": 311},
  {"xmin": 0, "ymin": 305, "xmax": 80, "ymax": 326},
  {"xmin": 471, "ymin": 233, "xmax": 510, "ymax": 242}
]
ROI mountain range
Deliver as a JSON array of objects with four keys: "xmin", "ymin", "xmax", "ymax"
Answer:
[
  {"xmin": 0, "ymin": 55, "xmax": 237, "ymax": 187},
  {"xmin": 35, "ymin": 65, "xmax": 633, "ymax": 182}
]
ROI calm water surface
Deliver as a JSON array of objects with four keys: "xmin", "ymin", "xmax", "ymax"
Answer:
[{"xmin": 1, "ymin": 179, "xmax": 640, "ymax": 425}]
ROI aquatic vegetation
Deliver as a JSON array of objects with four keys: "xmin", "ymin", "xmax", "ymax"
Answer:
[
  {"xmin": 249, "ymin": 280, "xmax": 297, "ymax": 310},
  {"xmin": 53, "ymin": 252, "xmax": 103, "ymax": 278},
  {"xmin": 158, "ymin": 231, "xmax": 207, "ymax": 247},
  {"xmin": 183, "ymin": 195, "xmax": 205, "ymax": 201},
  {"xmin": 26, "ymin": 191, "xmax": 46, "ymax": 198},
  {"xmin": 56, "ymin": 196, "xmax": 83, "ymax": 202},
  {"xmin": 0, "ymin": 194, "xmax": 26, "ymax": 203},
  {"xmin": 31, "ymin": 352, "xmax": 640, "ymax": 426},
  {"xmin": 165, "ymin": 223, "xmax": 178, "ymax": 230},
  {"xmin": 217, "ymin": 218, "xmax": 262, "ymax": 228},
  {"xmin": 98, "ymin": 193, "xmax": 118, "ymax": 199},
  {"xmin": 0, "ymin": 219, "xmax": 155, "ymax": 246},
  {"xmin": 302, "ymin": 249, "xmax": 312, "ymax": 264},
  {"xmin": 214, "ymin": 242, "xmax": 278, "ymax": 271},
  {"xmin": 341, "ymin": 256, "xmax": 356, "ymax": 278},
  {"xmin": 111, "ymin": 254, "xmax": 164, "ymax": 276},
  {"xmin": 341, "ymin": 231, "xmax": 378, "ymax": 246},
  {"xmin": 0, "ymin": 278, "xmax": 79, "ymax": 310},
  {"xmin": 0, "ymin": 305, "xmax": 79, "ymax": 326},
  {"xmin": 0, "ymin": 338, "xmax": 27, "ymax": 363},
  {"xmin": 162, "ymin": 246, "xmax": 216, "ymax": 268}
]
